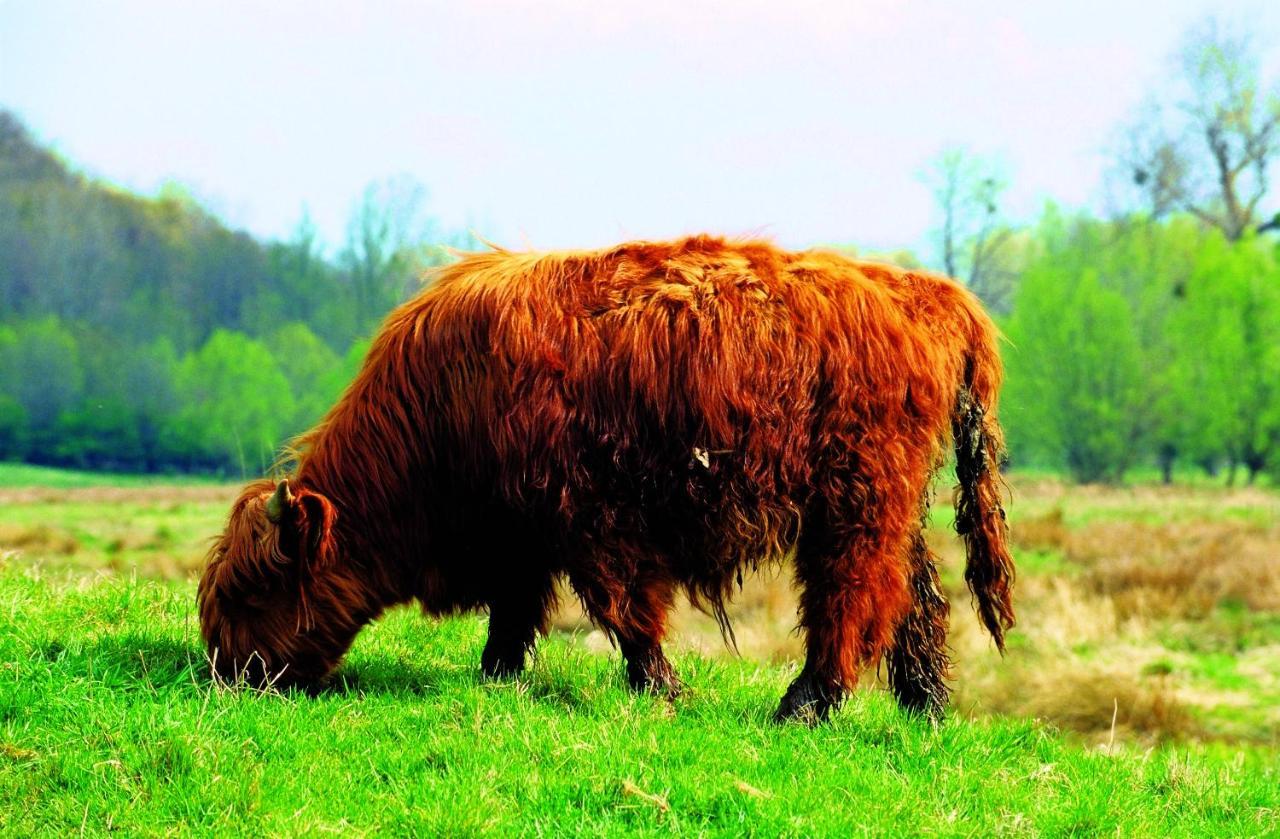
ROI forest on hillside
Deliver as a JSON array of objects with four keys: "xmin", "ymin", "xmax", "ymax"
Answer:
[
  {"xmin": 0, "ymin": 111, "xmax": 475, "ymax": 473},
  {"xmin": 0, "ymin": 22, "xmax": 1277, "ymax": 483}
]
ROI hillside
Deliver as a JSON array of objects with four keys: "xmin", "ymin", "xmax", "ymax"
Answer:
[
  {"xmin": 0, "ymin": 111, "xmax": 465, "ymax": 475},
  {"xmin": 0, "ymin": 111, "xmax": 361, "ymax": 351}
]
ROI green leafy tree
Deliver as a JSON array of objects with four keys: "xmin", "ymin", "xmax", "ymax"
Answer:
[
  {"xmin": 58, "ymin": 335, "xmax": 182, "ymax": 470},
  {"xmin": 264, "ymin": 322, "xmax": 342, "ymax": 433},
  {"xmin": 317, "ymin": 339, "xmax": 371, "ymax": 414},
  {"xmin": 51, "ymin": 403, "xmax": 144, "ymax": 470},
  {"xmin": 1171, "ymin": 233, "xmax": 1280, "ymax": 483},
  {"xmin": 0, "ymin": 395, "xmax": 26, "ymax": 460},
  {"xmin": 125, "ymin": 337, "xmax": 182, "ymax": 468},
  {"xmin": 0, "ymin": 316, "xmax": 85, "ymax": 459},
  {"xmin": 0, "ymin": 324, "xmax": 27, "ymax": 458},
  {"xmin": 1003, "ymin": 214, "xmax": 1149, "ymax": 482},
  {"xmin": 167, "ymin": 331, "xmax": 297, "ymax": 474},
  {"xmin": 1092, "ymin": 216, "xmax": 1205, "ymax": 482}
]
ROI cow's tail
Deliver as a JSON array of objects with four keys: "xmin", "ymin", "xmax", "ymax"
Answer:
[{"xmin": 952, "ymin": 313, "xmax": 1016, "ymax": 652}]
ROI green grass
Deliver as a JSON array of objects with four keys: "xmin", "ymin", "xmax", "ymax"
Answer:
[
  {"xmin": 2, "ymin": 568, "xmax": 1277, "ymax": 837},
  {"xmin": 0, "ymin": 466, "xmax": 235, "ymax": 579},
  {"xmin": 0, "ymin": 462, "xmax": 228, "ymax": 489}
]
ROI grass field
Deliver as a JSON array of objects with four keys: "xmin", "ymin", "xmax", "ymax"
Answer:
[{"xmin": 2, "ymin": 463, "xmax": 1279, "ymax": 834}]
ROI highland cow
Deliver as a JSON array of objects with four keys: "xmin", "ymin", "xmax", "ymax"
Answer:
[{"xmin": 198, "ymin": 235, "xmax": 1014, "ymax": 723}]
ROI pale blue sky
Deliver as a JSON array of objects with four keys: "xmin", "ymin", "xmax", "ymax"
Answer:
[{"xmin": 1, "ymin": 1, "xmax": 1276, "ymax": 258}]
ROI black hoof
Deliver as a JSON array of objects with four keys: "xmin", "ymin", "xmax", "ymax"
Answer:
[
  {"xmin": 626, "ymin": 656, "xmax": 683, "ymax": 698},
  {"xmin": 893, "ymin": 684, "xmax": 948, "ymax": 723},
  {"xmin": 887, "ymin": 650, "xmax": 951, "ymax": 723},
  {"xmin": 773, "ymin": 673, "xmax": 840, "ymax": 725},
  {"xmin": 480, "ymin": 646, "xmax": 526, "ymax": 680}
]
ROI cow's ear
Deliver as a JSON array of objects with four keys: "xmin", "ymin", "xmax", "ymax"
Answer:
[{"xmin": 297, "ymin": 491, "xmax": 336, "ymax": 568}]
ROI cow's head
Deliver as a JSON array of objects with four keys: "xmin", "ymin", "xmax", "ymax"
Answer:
[{"xmin": 197, "ymin": 478, "xmax": 364, "ymax": 689}]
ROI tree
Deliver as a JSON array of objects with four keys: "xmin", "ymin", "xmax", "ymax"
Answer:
[
  {"xmin": 316, "ymin": 339, "xmax": 372, "ymax": 415},
  {"xmin": 0, "ymin": 325, "xmax": 27, "ymax": 459},
  {"xmin": 167, "ymin": 331, "xmax": 296, "ymax": 474},
  {"xmin": 922, "ymin": 147, "xmax": 1019, "ymax": 313},
  {"xmin": 264, "ymin": 322, "xmax": 342, "ymax": 432},
  {"xmin": 1120, "ymin": 18, "xmax": 1280, "ymax": 240},
  {"xmin": 341, "ymin": 176, "xmax": 437, "ymax": 329},
  {"xmin": 1171, "ymin": 233, "xmax": 1280, "ymax": 484},
  {"xmin": 122, "ymin": 337, "xmax": 182, "ymax": 470},
  {"xmin": 1002, "ymin": 212, "xmax": 1152, "ymax": 483},
  {"xmin": 252, "ymin": 213, "xmax": 344, "ymax": 341},
  {"xmin": 0, "ymin": 317, "xmax": 85, "ymax": 459}
]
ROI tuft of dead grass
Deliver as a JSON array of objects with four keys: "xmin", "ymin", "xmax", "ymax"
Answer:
[
  {"xmin": 964, "ymin": 661, "xmax": 1195, "ymax": 744},
  {"xmin": 0, "ymin": 484, "xmax": 237, "ymax": 507},
  {"xmin": 0, "ymin": 524, "xmax": 79, "ymax": 556},
  {"xmin": 1068, "ymin": 521, "xmax": 1280, "ymax": 617},
  {"xmin": 1013, "ymin": 507, "xmax": 1069, "ymax": 553},
  {"xmin": 550, "ymin": 568, "xmax": 805, "ymax": 663}
]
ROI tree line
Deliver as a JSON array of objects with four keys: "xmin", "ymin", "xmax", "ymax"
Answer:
[
  {"xmin": 925, "ymin": 18, "xmax": 1279, "ymax": 485},
  {"xmin": 1001, "ymin": 213, "xmax": 1278, "ymax": 484}
]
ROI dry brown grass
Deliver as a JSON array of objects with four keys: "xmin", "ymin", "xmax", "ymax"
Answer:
[
  {"xmin": 0, "ymin": 523, "xmax": 80, "ymax": 556},
  {"xmin": 0, "ymin": 484, "xmax": 235, "ymax": 507},
  {"xmin": 1068, "ymin": 521, "xmax": 1280, "ymax": 616},
  {"xmin": 974, "ymin": 662, "xmax": 1193, "ymax": 743},
  {"xmin": 1007, "ymin": 476, "xmax": 1280, "ymax": 523},
  {"xmin": 0, "ymin": 482, "xmax": 236, "ymax": 579},
  {"xmin": 1012, "ymin": 507, "xmax": 1069, "ymax": 553},
  {"xmin": 549, "ymin": 568, "xmax": 805, "ymax": 663},
  {"xmin": 943, "ymin": 571, "xmax": 1197, "ymax": 742}
]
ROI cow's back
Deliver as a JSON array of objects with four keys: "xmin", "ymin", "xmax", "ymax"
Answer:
[{"xmin": 398, "ymin": 238, "xmax": 963, "ymax": 574}]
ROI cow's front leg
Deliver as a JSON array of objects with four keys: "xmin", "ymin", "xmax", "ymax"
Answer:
[
  {"xmin": 620, "ymin": 637, "xmax": 682, "ymax": 697},
  {"xmin": 569, "ymin": 565, "xmax": 682, "ymax": 698},
  {"xmin": 480, "ymin": 571, "xmax": 557, "ymax": 679}
]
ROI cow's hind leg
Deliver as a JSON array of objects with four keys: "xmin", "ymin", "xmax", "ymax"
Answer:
[
  {"xmin": 570, "ymin": 566, "xmax": 681, "ymax": 697},
  {"xmin": 481, "ymin": 569, "xmax": 558, "ymax": 679},
  {"xmin": 885, "ymin": 529, "xmax": 952, "ymax": 720},
  {"xmin": 775, "ymin": 495, "xmax": 915, "ymax": 724}
]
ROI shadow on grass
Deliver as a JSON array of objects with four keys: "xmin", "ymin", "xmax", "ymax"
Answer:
[
  {"xmin": 36, "ymin": 627, "xmax": 875, "ymax": 727},
  {"xmin": 37, "ymin": 633, "xmax": 205, "ymax": 690},
  {"xmin": 34, "ymin": 632, "xmax": 447, "ymax": 699},
  {"xmin": 323, "ymin": 657, "xmax": 443, "ymax": 697},
  {"xmin": 521, "ymin": 669, "xmax": 600, "ymax": 713}
]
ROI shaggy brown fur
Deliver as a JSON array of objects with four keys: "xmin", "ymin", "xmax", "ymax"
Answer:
[{"xmin": 198, "ymin": 235, "xmax": 1014, "ymax": 722}]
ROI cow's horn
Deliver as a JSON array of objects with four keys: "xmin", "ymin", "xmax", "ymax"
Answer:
[{"xmin": 265, "ymin": 479, "xmax": 294, "ymax": 523}]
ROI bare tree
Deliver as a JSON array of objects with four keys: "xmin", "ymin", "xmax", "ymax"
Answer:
[
  {"xmin": 341, "ymin": 176, "xmax": 434, "ymax": 326},
  {"xmin": 922, "ymin": 147, "xmax": 1018, "ymax": 313},
  {"xmin": 1123, "ymin": 18, "xmax": 1280, "ymax": 240}
]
